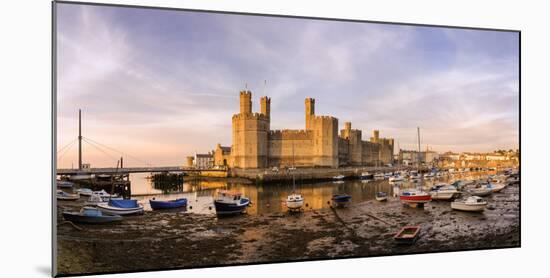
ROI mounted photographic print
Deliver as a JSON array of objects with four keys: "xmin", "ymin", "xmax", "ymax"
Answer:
[{"xmin": 53, "ymin": 1, "xmax": 520, "ymax": 276}]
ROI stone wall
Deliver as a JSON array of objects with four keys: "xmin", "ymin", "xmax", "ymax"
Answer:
[{"xmin": 267, "ymin": 130, "xmax": 315, "ymax": 167}]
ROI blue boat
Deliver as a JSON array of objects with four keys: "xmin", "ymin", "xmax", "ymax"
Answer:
[
  {"xmin": 332, "ymin": 194, "xmax": 352, "ymax": 207},
  {"xmin": 213, "ymin": 190, "xmax": 250, "ymax": 216},
  {"xmin": 62, "ymin": 207, "xmax": 123, "ymax": 224},
  {"xmin": 149, "ymin": 198, "xmax": 188, "ymax": 210}
]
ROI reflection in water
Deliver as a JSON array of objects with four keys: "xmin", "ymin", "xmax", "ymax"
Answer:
[{"xmin": 129, "ymin": 171, "xmax": 493, "ymax": 215}]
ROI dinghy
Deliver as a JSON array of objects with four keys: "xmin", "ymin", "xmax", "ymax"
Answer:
[
  {"xmin": 394, "ymin": 225, "xmax": 421, "ymax": 244},
  {"xmin": 286, "ymin": 193, "xmax": 304, "ymax": 211},
  {"xmin": 97, "ymin": 199, "xmax": 144, "ymax": 215},
  {"xmin": 214, "ymin": 190, "xmax": 250, "ymax": 216},
  {"xmin": 56, "ymin": 190, "xmax": 80, "ymax": 201},
  {"xmin": 467, "ymin": 186, "xmax": 492, "ymax": 197},
  {"xmin": 149, "ymin": 198, "xmax": 188, "ymax": 210},
  {"xmin": 331, "ymin": 194, "xmax": 351, "ymax": 207},
  {"xmin": 451, "ymin": 196, "xmax": 487, "ymax": 212},
  {"xmin": 62, "ymin": 207, "xmax": 123, "ymax": 224},
  {"xmin": 375, "ymin": 192, "xmax": 388, "ymax": 201}
]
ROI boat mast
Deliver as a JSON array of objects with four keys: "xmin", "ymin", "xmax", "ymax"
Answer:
[
  {"xmin": 78, "ymin": 109, "xmax": 82, "ymax": 170},
  {"xmin": 292, "ymin": 141, "xmax": 296, "ymax": 192},
  {"xmin": 417, "ymin": 127, "xmax": 423, "ymax": 189}
]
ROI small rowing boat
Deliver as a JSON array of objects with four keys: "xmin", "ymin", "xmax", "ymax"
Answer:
[
  {"xmin": 149, "ymin": 198, "xmax": 188, "ymax": 210},
  {"xmin": 331, "ymin": 194, "xmax": 351, "ymax": 207},
  {"xmin": 394, "ymin": 226, "xmax": 421, "ymax": 244},
  {"xmin": 97, "ymin": 199, "xmax": 144, "ymax": 215},
  {"xmin": 62, "ymin": 207, "xmax": 123, "ymax": 224}
]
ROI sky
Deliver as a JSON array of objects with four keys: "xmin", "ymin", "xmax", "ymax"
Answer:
[{"xmin": 56, "ymin": 3, "xmax": 519, "ymax": 168}]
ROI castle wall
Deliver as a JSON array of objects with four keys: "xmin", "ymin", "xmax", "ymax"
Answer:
[
  {"xmin": 231, "ymin": 113, "xmax": 269, "ymax": 169},
  {"xmin": 310, "ymin": 115, "xmax": 339, "ymax": 168},
  {"xmin": 267, "ymin": 130, "xmax": 315, "ymax": 167},
  {"xmin": 338, "ymin": 137, "xmax": 349, "ymax": 166}
]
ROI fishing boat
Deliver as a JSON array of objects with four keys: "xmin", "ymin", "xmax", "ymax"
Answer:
[
  {"xmin": 429, "ymin": 185, "xmax": 460, "ymax": 200},
  {"xmin": 451, "ymin": 196, "xmax": 487, "ymax": 212},
  {"xmin": 62, "ymin": 206, "xmax": 123, "ymax": 224},
  {"xmin": 56, "ymin": 190, "xmax": 80, "ymax": 201},
  {"xmin": 76, "ymin": 188, "xmax": 93, "ymax": 196},
  {"xmin": 332, "ymin": 175, "xmax": 345, "ymax": 180},
  {"xmin": 56, "ymin": 180, "xmax": 74, "ymax": 188},
  {"xmin": 214, "ymin": 190, "xmax": 250, "ymax": 216},
  {"xmin": 97, "ymin": 199, "xmax": 144, "ymax": 215},
  {"xmin": 400, "ymin": 189, "xmax": 432, "ymax": 205},
  {"xmin": 331, "ymin": 194, "xmax": 351, "ymax": 207},
  {"xmin": 394, "ymin": 226, "xmax": 421, "ymax": 244},
  {"xmin": 149, "ymin": 198, "xmax": 188, "ymax": 210},
  {"xmin": 375, "ymin": 192, "xmax": 388, "ymax": 201}
]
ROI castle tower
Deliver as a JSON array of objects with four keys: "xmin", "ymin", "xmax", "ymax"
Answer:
[
  {"xmin": 305, "ymin": 98, "xmax": 315, "ymax": 130},
  {"xmin": 341, "ymin": 122, "xmax": 352, "ymax": 139},
  {"xmin": 240, "ymin": 90, "xmax": 252, "ymax": 114},
  {"xmin": 232, "ymin": 90, "xmax": 269, "ymax": 169},
  {"xmin": 260, "ymin": 96, "xmax": 271, "ymax": 119},
  {"xmin": 371, "ymin": 130, "xmax": 380, "ymax": 143}
]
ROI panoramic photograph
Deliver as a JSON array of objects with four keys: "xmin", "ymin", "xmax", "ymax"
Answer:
[{"xmin": 54, "ymin": 2, "xmax": 520, "ymax": 276}]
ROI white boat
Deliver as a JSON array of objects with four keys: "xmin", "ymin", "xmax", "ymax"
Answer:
[
  {"xmin": 56, "ymin": 180, "xmax": 74, "ymax": 188},
  {"xmin": 76, "ymin": 188, "xmax": 93, "ymax": 196},
  {"xmin": 97, "ymin": 199, "xmax": 144, "ymax": 215},
  {"xmin": 361, "ymin": 172, "xmax": 373, "ymax": 179},
  {"xmin": 487, "ymin": 182, "xmax": 506, "ymax": 193},
  {"xmin": 375, "ymin": 192, "xmax": 388, "ymax": 201},
  {"xmin": 286, "ymin": 193, "xmax": 304, "ymax": 210},
  {"xmin": 389, "ymin": 175, "xmax": 404, "ymax": 183},
  {"xmin": 85, "ymin": 194, "xmax": 123, "ymax": 206},
  {"xmin": 332, "ymin": 175, "xmax": 345, "ymax": 180},
  {"xmin": 56, "ymin": 190, "xmax": 80, "ymax": 201},
  {"xmin": 467, "ymin": 186, "xmax": 493, "ymax": 197},
  {"xmin": 429, "ymin": 185, "xmax": 460, "ymax": 200},
  {"xmin": 373, "ymin": 173, "xmax": 385, "ymax": 180},
  {"xmin": 451, "ymin": 196, "xmax": 487, "ymax": 212},
  {"xmin": 383, "ymin": 172, "xmax": 393, "ymax": 179}
]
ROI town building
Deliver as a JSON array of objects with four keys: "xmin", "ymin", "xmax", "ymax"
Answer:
[{"xmin": 213, "ymin": 90, "xmax": 394, "ymax": 169}]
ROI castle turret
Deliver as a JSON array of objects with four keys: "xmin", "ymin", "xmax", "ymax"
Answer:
[
  {"xmin": 305, "ymin": 98, "xmax": 315, "ymax": 130},
  {"xmin": 260, "ymin": 96, "xmax": 271, "ymax": 119},
  {"xmin": 240, "ymin": 90, "xmax": 252, "ymax": 114},
  {"xmin": 371, "ymin": 130, "xmax": 380, "ymax": 143}
]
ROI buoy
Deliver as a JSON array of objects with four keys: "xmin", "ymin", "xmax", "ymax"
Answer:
[
  {"xmin": 208, "ymin": 206, "xmax": 212, "ymax": 210},
  {"xmin": 305, "ymin": 203, "xmax": 309, "ymax": 207},
  {"xmin": 189, "ymin": 206, "xmax": 193, "ymax": 210}
]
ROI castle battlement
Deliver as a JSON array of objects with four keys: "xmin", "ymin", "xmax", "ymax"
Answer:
[
  {"xmin": 269, "ymin": 129, "xmax": 313, "ymax": 140},
  {"xmin": 232, "ymin": 113, "xmax": 270, "ymax": 121}
]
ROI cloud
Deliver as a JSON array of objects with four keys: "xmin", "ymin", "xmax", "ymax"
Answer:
[{"xmin": 56, "ymin": 4, "xmax": 519, "ymax": 167}]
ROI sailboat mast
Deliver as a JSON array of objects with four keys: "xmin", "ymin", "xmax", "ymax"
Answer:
[
  {"xmin": 78, "ymin": 109, "xmax": 82, "ymax": 170},
  {"xmin": 417, "ymin": 127, "xmax": 423, "ymax": 189}
]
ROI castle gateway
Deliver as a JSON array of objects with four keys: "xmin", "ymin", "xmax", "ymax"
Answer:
[{"xmin": 214, "ymin": 91, "xmax": 394, "ymax": 169}]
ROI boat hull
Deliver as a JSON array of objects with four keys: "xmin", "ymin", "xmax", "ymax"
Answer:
[
  {"xmin": 451, "ymin": 202, "xmax": 486, "ymax": 212},
  {"xmin": 375, "ymin": 196, "xmax": 388, "ymax": 202},
  {"xmin": 430, "ymin": 191, "xmax": 458, "ymax": 200},
  {"xmin": 214, "ymin": 198, "xmax": 250, "ymax": 215},
  {"xmin": 149, "ymin": 198, "xmax": 188, "ymax": 210},
  {"xmin": 399, "ymin": 195, "xmax": 431, "ymax": 204},
  {"xmin": 468, "ymin": 188, "xmax": 492, "ymax": 197},
  {"xmin": 286, "ymin": 199, "xmax": 304, "ymax": 210},
  {"xmin": 97, "ymin": 204, "xmax": 144, "ymax": 215},
  {"xmin": 62, "ymin": 212, "xmax": 123, "ymax": 224}
]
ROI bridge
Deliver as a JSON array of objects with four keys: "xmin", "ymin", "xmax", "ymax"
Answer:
[{"xmin": 56, "ymin": 166, "xmax": 227, "ymax": 175}]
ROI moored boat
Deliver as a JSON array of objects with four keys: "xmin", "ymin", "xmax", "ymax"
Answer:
[
  {"xmin": 487, "ymin": 182, "xmax": 506, "ymax": 193},
  {"xmin": 394, "ymin": 225, "xmax": 421, "ymax": 244},
  {"xmin": 467, "ymin": 186, "xmax": 493, "ymax": 197},
  {"xmin": 149, "ymin": 198, "xmax": 188, "ymax": 210},
  {"xmin": 56, "ymin": 190, "xmax": 80, "ymax": 201},
  {"xmin": 429, "ymin": 185, "xmax": 460, "ymax": 200},
  {"xmin": 361, "ymin": 172, "xmax": 373, "ymax": 180},
  {"xmin": 76, "ymin": 188, "xmax": 93, "ymax": 196},
  {"xmin": 451, "ymin": 196, "xmax": 487, "ymax": 212},
  {"xmin": 389, "ymin": 175, "xmax": 404, "ymax": 183},
  {"xmin": 399, "ymin": 189, "xmax": 431, "ymax": 205},
  {"xmin": 56, "ymin": 180, "xmax": 74, "ymax": 188},
  {"xmin": 375, "ymin": 192, "xmax": 388, "ymax": 201},
  {"xmin": 373, "ymin": 173, "xmax": 385, "ymax": 180},
  {"xmin": 286, "ymin": 193, "xmax": 304, "ymax": 211},
  {"xmin": 214, "ymin": 190, "xmax": 250, "ymax": 216},
  {"xmin": 332, "ymin": 175, "xmax": 345, "ymax": 180},
  {"xmin": 62, "ymin": 206, "xmax": 123, "ymax": 224},
  {"xmin": 97, "ymin": 199, "xmax": 144, "ymax": 215},
  {"xmin": 331, "ymin": 194, "xmax": 351, "ymax": 207}
]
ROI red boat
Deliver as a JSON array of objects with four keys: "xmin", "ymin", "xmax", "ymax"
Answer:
[
  {"xmin": 394, "ymin": 225, "xmax": 421, "ymax": 244},
  {"xmin": 399, "ymin": 189, "xmax": 431, "ymax": 204}
]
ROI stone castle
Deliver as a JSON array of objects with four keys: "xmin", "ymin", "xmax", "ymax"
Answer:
[{"xmin": 213, "ymin": 90, "xmax": 394, "ymax": 169}]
